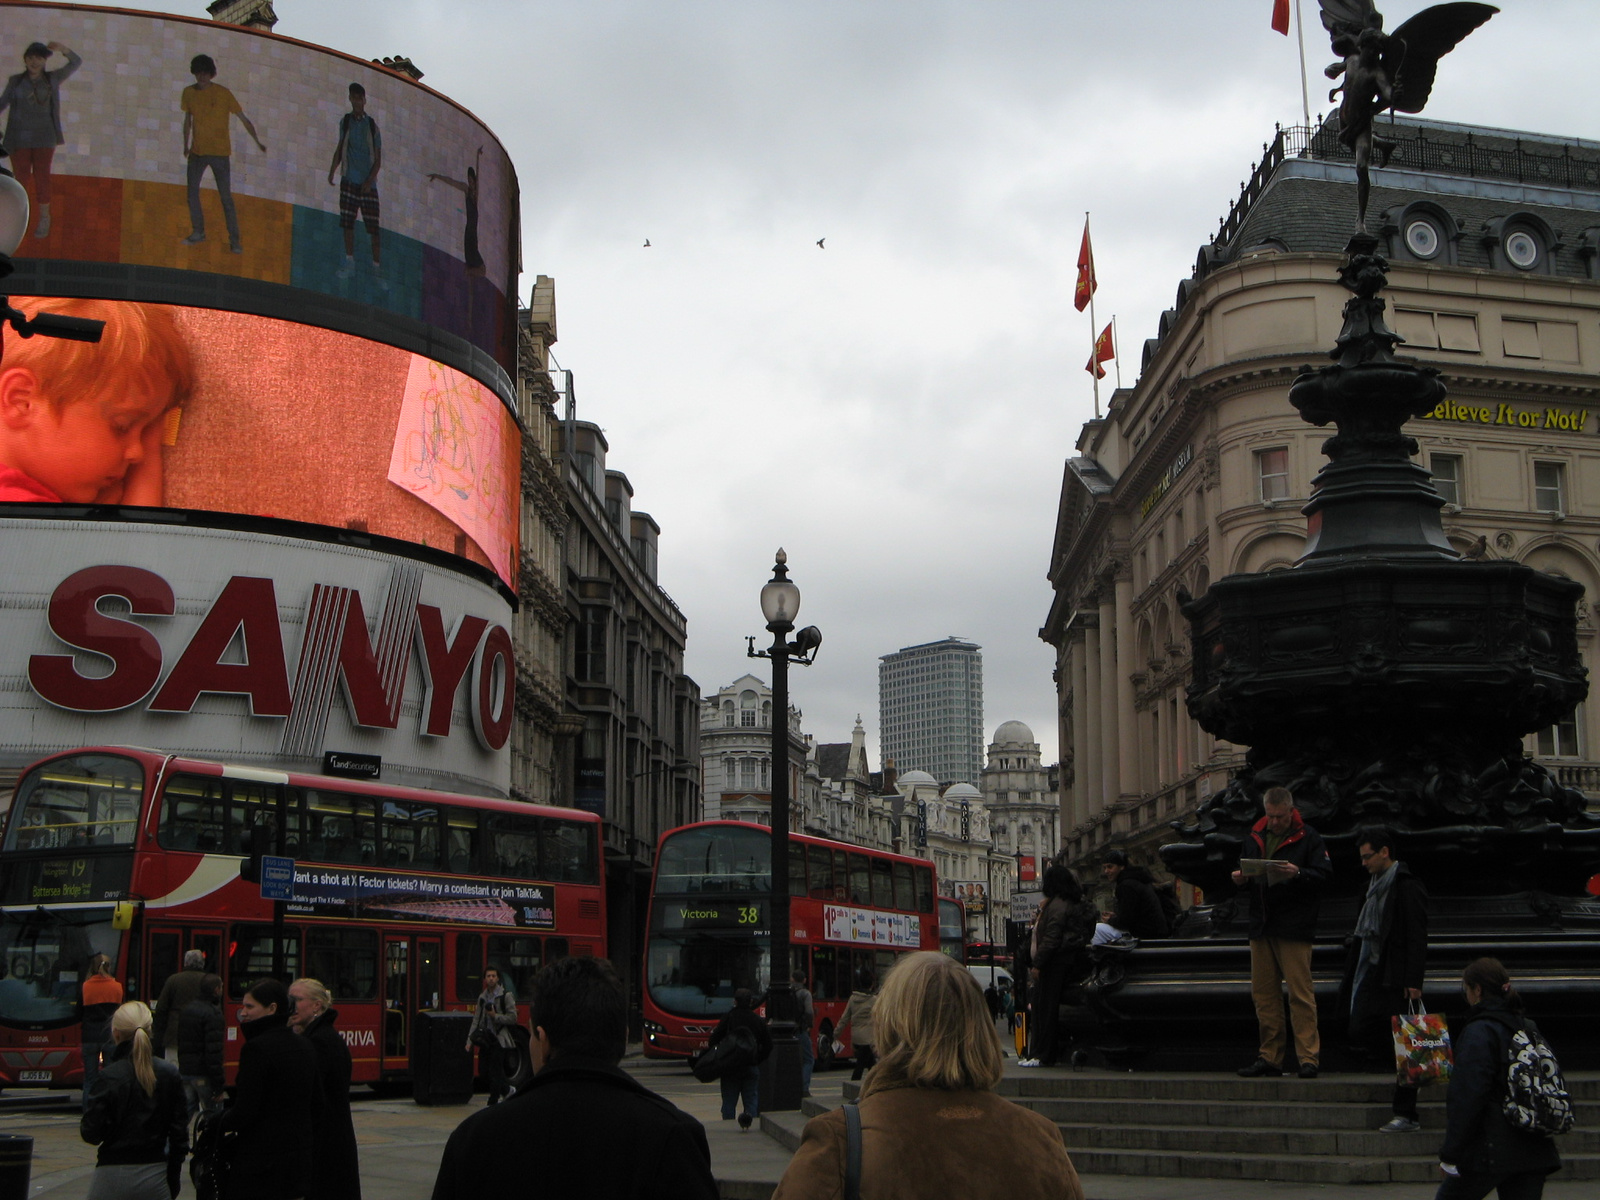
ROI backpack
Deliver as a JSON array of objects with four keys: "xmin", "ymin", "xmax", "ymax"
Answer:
[
  {"xmin": 691, "ymin": 1025, "xmax": 759, "ymax": 1082},
  {"xmin": 1154, "ymin": 882, "xmax": 1182, "ymax": 934},
  {"xmin": 1502, "ymin": 1020, "xmax": 1574, "ymax": 1136}
]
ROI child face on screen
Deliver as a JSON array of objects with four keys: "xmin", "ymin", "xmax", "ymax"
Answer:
[{"xmin": 0, "ymin": 376, "xmax": 170, "ymax": 503}]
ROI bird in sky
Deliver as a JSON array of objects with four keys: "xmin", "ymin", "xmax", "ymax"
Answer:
[
  {"xmin": 816, "ymin": 237, "xmax": 825, "ymax": 249},
  {"xmin": 643, "ymin": 238, "xmax": 651, "ymax": 247}
]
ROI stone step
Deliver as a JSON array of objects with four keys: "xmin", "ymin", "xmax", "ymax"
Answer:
[
  {"xmin": 998, "ymin": 1070, "xmax": 1600, "ymax": 1105},
  {"xmin": 761, "ymin": 1109, "xmax": 809, "ymax": 1154},
  {"xmin": 1022, "ymin": 1095, "xmax": 1411, "ymax": 1129},
  {"xmin": 1061, "ymin": 1148, "xmax": 1600, "ymax": 1184},
  {"xmin": 1055, "ymin": 1120, "xmax": 1600, "ymax": 1158}
]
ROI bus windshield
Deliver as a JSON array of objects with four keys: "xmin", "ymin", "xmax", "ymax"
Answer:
[
  {"xmin": 4, "ymin": 754, "xmax": 144, "ymax": 852},
  {"xmin": 654, "ymin": 825, "xmax": 769, "ymax": 895},
  {"xmin": 646, "ymin": 926, "xmax": 769, "ymax": 1017},
  {"xmin": 0, "ymin": 908, "xmax": 119, "ymax": 1027}
]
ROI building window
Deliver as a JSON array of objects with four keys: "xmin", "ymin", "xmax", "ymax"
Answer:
[
  {"xmin": 1504, "ymin": 228, "xmax": 1543, "ymax": 271},
  {"xmin": 1534, "ymin": 461, "xmax": 1565, "ymax": 514},
  {"xmin": 1430, "ymin": 454, "xmax": 1462, "ymax": 506},
  {"xmin": 576, "ymin": 606, "xmax": 607, "ymax": 683},
  {"xmin": 1405, "ymin": 216, "xmax": 1443, "ymax": 260},
  {"xmin": 1537, "ymin": 709, "xmax": 1581, "ymax": 758},
  {"xmin": 1256, "ymin": 448, "xmax": 1290, "ymax": 502}
]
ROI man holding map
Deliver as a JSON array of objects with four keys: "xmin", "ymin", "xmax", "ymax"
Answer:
[{"xmin": 1231, "ymin": 786, "xmax": 1332, "ymax": 1080}]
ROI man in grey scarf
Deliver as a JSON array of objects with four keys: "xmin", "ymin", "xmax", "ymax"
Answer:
[{"xmin": 1344, "ymin": 827, "xmax": 1429, "ymax": 1134}]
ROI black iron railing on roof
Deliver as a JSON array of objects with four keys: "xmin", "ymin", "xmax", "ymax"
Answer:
[{"xmin": 1214, "ymin": 121, "xmax": 1600, "ymax": 250}]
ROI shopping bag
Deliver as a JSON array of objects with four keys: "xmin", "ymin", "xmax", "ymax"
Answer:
[{"xmin": 1393, "ymin": 1002, "xmax": 1452, "ymax": 1087}]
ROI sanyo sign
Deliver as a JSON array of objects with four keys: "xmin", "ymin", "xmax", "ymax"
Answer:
[{"xmin": 1, "ymin": 520, "xmax": 516, "ymax": 792}]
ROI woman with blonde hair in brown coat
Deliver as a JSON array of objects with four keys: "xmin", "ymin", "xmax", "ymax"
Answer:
[{"xmin": 773, "ymin": 951, "xmax": 1083, "ymax": 1200}]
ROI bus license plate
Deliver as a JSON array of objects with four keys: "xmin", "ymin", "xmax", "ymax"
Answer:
[{"xmin": 18, "ymin": 1070, "xmax": 51, "ymax": 1082}]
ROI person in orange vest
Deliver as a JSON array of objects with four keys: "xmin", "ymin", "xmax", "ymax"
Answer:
[{"xmin": 80, "ymin": 952, "xmax": 123, "ymax": 1097}]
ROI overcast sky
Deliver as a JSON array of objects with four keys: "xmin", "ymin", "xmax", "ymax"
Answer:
[{"xmin": 135, "ymin": 1, "xmax": 1598, "ymax": 773}]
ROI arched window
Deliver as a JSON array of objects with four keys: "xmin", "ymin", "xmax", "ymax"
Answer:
[{"xmin": 740, "ymin": 690, "xmax": 758, "ymax": 728}]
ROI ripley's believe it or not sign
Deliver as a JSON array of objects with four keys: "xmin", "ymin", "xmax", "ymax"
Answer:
[{"xmin": 1420, "ymin": 399, "xmax": 1594, "ymax": 432}]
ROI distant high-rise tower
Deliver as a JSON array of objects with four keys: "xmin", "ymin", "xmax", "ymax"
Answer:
[{"xmin": 878, "ymin": 638, "xmax": 983, "ymax": 785}]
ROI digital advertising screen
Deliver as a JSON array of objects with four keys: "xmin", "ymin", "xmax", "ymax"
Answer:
[
  {"xmin": 0, "ymin": 296, "xmax": 521, "ymax": 589},
  {"xmin": 0, "ymin": 3, "xmax": 519, "ymax": 369}
]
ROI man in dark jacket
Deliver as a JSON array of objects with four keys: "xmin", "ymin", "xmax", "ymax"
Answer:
[
  {"xmin": 176, "ymin": 972, "xmax": 224, "ymax": 1120},
  {"xmin": 707, "ymin": 987, "xmax": 773, "ymax": 1129},
  {"xmin": 152, "ymin": 948, "xmax": 207, "ymax": 1059},
  {"xmin": 432, "ymin": 956, "xmax": 718, "ymax": 1200},
  {"xmin": 1100, "ymin": 850, "xmax": 1169, "ymax": 940},
  {"xmin": 1344, "ymin": 826, "xmax": 1429, "ymax": 1133},
  {"xmin": 1231, "ymin": 786, "xmax": 1333, "ymax": 1079}
]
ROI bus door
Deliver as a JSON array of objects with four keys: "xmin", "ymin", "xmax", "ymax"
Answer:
[
  {"xmin": 380, "ymin": 933, "xmax": 443, "ymax": 1074},
  {"xmin": 143, "ymin": 924, "xmax": 224, "ymax": 1006}
]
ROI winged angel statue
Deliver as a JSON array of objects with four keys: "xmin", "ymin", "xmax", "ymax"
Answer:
[{"xmin": 1320, "ymin": 0, "xmax": 1497, "ymax": 228}]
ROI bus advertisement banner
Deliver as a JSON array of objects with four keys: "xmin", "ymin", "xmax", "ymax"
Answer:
[
  {"xmin": 283, "ymin": 863, "xmax": 555, "ymax": 929},
  {"xmin": 822, "ymin": 904, "xmax": 922, "ymax": 948}
]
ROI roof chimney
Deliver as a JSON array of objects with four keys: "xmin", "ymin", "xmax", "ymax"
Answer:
[
  {"xmin": 372, "ymin": 55, "xmax": 424, "ymax": 81},
  {"xmin": 207, "ymin": 0, "xmax": 278, "ymax": 32}
]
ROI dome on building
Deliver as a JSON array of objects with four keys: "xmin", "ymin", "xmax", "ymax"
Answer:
[
  {"xmin": 943, "ymin": 783, "xmax": 981, "ymax": 799},
  {"xmin": 898, "ymin": 769, "xmax": 938, "ymax": 787},
  {"xmin": 991, "ymin": 720, "xmax": 1035, "ymax": 746}
]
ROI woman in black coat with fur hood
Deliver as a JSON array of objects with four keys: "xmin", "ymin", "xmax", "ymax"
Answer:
[
  {"xmin": 290, "ymin": 977, "xmax": 362, "ymax": 1200},
  {"xmin": 220, "ymin": 978, "xmax": 320, "ymax": 1200}
]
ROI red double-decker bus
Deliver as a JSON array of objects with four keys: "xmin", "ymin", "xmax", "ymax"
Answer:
[
  {"xmin": 0, "ymin": 747, "xmax": 604, "ymax": 1092},
  {"xmin": 641, "ymin": 821, "xmax": 939, "ymax": 1064}
]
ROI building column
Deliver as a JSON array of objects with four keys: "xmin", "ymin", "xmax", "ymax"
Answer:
[
  {"xmin": 1173, "ymin": 693, "xmax": 1189, "ymax": 779},
  {"xmin": 1097, "ymin": 594, "xmax": 1120, "ymax": 806},
  {"xmin": 1069, "ymin": 635, "xmax": 1090, "ymax": 829},
  {"xmin": 1155, "ymin": 694, "xmax": 1171, "ymax": 789},
  {"xmin": 1114, "ymin": 573, "xmax": 1138, "ymax": 800},
  {"xmin": 1084, "ymin": 620, "xmax": 1104, "ymax": 817}
]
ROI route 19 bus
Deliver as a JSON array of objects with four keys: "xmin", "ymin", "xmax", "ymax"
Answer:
[
  {"xmin": 0, "ymin": 747, "xmax": 604, "ymax": 1092},
  {"xmin": 641, "ymin": 821, "xmax": 940, "ymax": 1064}
]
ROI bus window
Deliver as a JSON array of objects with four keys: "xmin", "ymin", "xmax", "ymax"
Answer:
[
  {"xmin": 305, "ymin": 791, "xmax": 377, "ymax": 866},
  {"xmin": 807, "ymin": 845, "xmax": 832, "ymax": 900},
  {"xmin": 848, "ymin": 854, "xmax": 871, "ymax": 905},
  {"xmin": 0, "ymin": 909, "xmax": 112, "ymax": 1025},
  {"xmin": 892, "ymin": 861, "xmax": 915, "ymax": 911},
  {"xmin": 305, "ymin": 929, "xmax": 378, "ymax": 1000},
  {"xmin": 226, "ymin": 782, "xmax": 279, "ymax": 859},
  {"xmin": 227, "ymin": 925, "xmax": 301, "ymax": 999},
  {"xmin": 914, "ymin": 865, "xmax": 934, "ymax": 914},
  {"xmin": 160, "ymin": 774, "xmax": 225, "ymax": 853},
  {"xmin": 487, "ymin": 812, "xmax": 539, "ymax": 878},
  {"xmin": 851, "ymin": 948, "xmax": 881, "ymax": 991},
  {"xmin": 654, "ymin": 825, "xmax": 770, "ymax": 895},
  {"xmin": 455, "ymin": 933, "xmax": 483, "ymax": 1001},
  {"xmin": 546, "ymin": 938, "xmax": 569, "ymax": 961},
  {"xmin": 831, "ymin": 850, "xmax": 848, "ymax": 901},
  {"xmin": 487, "ymin": 934, "xmax": 541, "ymax": 999},
  {"xmin": 542, "ymin": 817, "xmax": 598, "ymax": 884},
  {"xmin": 382, "ymin": 801, "xmax": 442, "ymax": 870},
  {"xmin": 870, "ymin": 858, "xmax": 894, "ymax": 909},
  {"xmin": 810, "ymin": 946, "xmax": 837, "ymax": 1001},
  {"xmin": 5, "ymin": 753, "xmax": 143, "ymax": 851},
  {"xmin": 148, "ymin": 932, "xmax": 180, "ymax": 1003},
  {"xmin": 445, "ymin": 809, "xmax": 479, "ymax": 874},
  {"xmin": 789, "ymin": 841, "xmax": 806, "ymax": 898},
  {"xmin": 873, "ymin": 949, "xmax": 896, "ymax": 984}
]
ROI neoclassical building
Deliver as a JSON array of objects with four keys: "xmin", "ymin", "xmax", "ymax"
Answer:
[
  {"xmin": 699, "ymin": 674, "xmax": 808, "ymax": 824},
  {"xmin": 801, "ymin": 718, "xmax": 899, "ymax": 851},
  {"xmin": 979, "ymin": 720, "xmax": 1061, "ymax": 929},
  {"xmin": 1042, "ymin": 117, "xmax": 1600, "ymax": 884}
]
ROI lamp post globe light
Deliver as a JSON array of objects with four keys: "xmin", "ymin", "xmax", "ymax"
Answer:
[{"xmin": 747, "ymin": 548, "xmax": 821, "ymax": 1112}]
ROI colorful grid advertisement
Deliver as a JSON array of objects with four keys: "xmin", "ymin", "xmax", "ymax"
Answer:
[
  {"xmin": 0, "ymin": 4, "xmax": 519, "ymax": 369},
  {"xmin": 0, "ymin": 296, "xmax": 522, "ymax": 589}
]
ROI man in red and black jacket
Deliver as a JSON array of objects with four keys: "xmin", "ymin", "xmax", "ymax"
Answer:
[{"xmin": 1231, "ymin": 786, "xmax": 1332, "ymax": 1079}]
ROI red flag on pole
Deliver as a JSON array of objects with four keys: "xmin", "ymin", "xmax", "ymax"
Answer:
[
  {"xmin": 1271, "ymin": 0, "xmax": 1291, "ymax": 35},
  {"xmin": 1085, "ymin": 322, "xmax": 1114, "ymax": 379},
  {"xmin": 1074, "ymin": 221, "xmax": 1096, "ymax": 312}
]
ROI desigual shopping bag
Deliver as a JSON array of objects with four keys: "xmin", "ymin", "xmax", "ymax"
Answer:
[{"xmin": 1393, "ymin": 1002, "xmax": 1452, "ymax": 1087}]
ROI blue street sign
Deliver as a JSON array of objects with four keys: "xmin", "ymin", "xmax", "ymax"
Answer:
[{"xmin": 260, "ymin": 855, "xmax": 295, "ymax": 902}]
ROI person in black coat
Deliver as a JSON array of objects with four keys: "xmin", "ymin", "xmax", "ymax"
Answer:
[
  {"xmin": 1231, "ymin": 786, "xmax": 1333, "ymax": 1079},
  {"xmin": 1022, "ymin": 864, "xmax": 1097, "ymax": 1067},
  {"xmin": 80, "ymin": 1001, "xmax": 188, "ymax": 1200},
  {"xmin": 176, "ymin": 972, "xmax": 225, "ymax": 1120},
  {"xmin": 1100, "ymin": 851, "xmax": 1169, "ymax": 940},
  {"xmin": 707, "ymin": 987, "xmax": 773, "ymax": 1129},
  {"xmin": 1341, "ymin": 826, "xmax": 1430, "ymax": 1133},
  {"xmin": 1437, "ymin": 958, "xmax": 1561, "ymax": 1200},
  {"xmin": 290, "ymin": 977, "xmax": 361, "ymax": 1200},
  {"xmin": 432, "ymin": 956, "xmax": 717, "ymax": 1200},
  {"xmin": 219, "ymin": 978, "xmax": 321, "ymax": 1200}
]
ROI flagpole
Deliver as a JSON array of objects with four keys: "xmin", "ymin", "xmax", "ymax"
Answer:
[
  {"xmin": 1112, "ymin": 315, "xmax": 1121, "ymax": 390},
  {"xmin": 1086, "ymin": 211, "xmax": 1099, "ymax": 418},
  {"xmin": 1295, "ymin": 0, "xmax": 1311, "ymax": 128}
]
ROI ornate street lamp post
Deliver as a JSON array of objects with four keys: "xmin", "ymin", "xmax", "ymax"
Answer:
[{"xmin": 747, "ymin": 548, "xmax": 821, "ymax": 1111}]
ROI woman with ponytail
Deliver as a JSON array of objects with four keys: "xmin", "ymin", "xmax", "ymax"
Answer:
[
  {"xmin": 1437, "ymin": 958, "xmax": 1562, "ymax": 1199},
  {"xmin": 79, "ymin": 1000, "xmax": 188, "ymax": 1199}
]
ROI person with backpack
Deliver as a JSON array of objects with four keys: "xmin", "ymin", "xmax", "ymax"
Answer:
[
  {"xmin": 326, "ymin": 81, "xmax": 384, "ymax": 285},
  {"xmin": 1437, "ymin": 958, "xmax": 1564, "ymax": 1199},
  {"xmin": 706, "ymin": 988, "xmax": 771, "ymax": 1130}
]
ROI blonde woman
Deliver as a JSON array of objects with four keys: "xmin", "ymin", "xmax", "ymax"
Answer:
[
  {"xmin": 289, "ymin": 977, "xmax": 361, "ymax": 1200},
  {"xmin": 774, "ymin": 952, "xmax": 1083, "ymax": 1200},
  {"xmin": 79, "ymin": 1001, "xmax": 188, "ymax": 1200}
]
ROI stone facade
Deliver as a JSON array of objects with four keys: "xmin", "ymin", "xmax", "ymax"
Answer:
[
  {"xmin": 978, "ymin": 720, "xmax": 1060, "ymax": 938},
  {"xmin": 699, "ymin": 673, "xmax": 806, "ymax": 825},
  {"xmin": 1042, "ymin": 118, "xmax": 1600, "ymax": 884}
]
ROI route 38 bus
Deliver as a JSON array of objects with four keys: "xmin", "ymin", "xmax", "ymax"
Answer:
[
  {"xmin": 641, "ymin": 821, "xmax": 939, "ymax": 1064},
  {"xmin": 0, "ymin": 747, "xmax": 604, "ymax": 1092}
]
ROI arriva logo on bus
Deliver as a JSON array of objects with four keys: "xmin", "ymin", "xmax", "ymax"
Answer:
[{"xmin": 25, "ymin": 564, "xmax": 514, "ymax": 752}]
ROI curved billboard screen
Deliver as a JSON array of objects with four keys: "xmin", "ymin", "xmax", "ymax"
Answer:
[
  {"xmin": 0, "ymin": 296, "xmax": 520, "ymax": 589},
  {"xmin": 0, "ymin": 3, "xmax": 518, "ymax": 369}
]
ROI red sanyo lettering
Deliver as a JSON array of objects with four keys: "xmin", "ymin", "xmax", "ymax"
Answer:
[{"xmin": 26, "ymin": 568, "xmax": 512, "ymax": 747}]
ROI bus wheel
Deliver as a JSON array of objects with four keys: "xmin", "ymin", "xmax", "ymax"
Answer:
[
  {"xmin": 503, "ymin": 1027, "xmax": 534, "ymax": 1092},
  {"xmin": 815, "ymin": 1021, "xmax": 834, "ymax": 1072}
]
